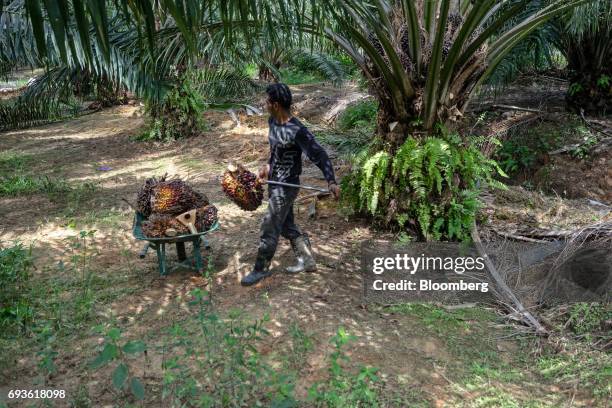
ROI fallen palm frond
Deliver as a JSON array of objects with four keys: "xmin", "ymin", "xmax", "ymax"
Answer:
[
  {"xmin": 471, "ymin": 222, "xmax": 548, "ymax": 335},
  {"xmin": 474, "ymin": 217, "xmax": 611, "ymax": 336},
  {"xmin": 0, "ymin": 97, "xmax": 81, "ymax": 131},
  {"xmin": 538, "ymin": 221, "xmax": 612, "ymax": 303}
]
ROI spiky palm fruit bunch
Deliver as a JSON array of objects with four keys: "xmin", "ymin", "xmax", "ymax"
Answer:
[
  {"xmin": 142, "ymin": 213, "xmax": 188, "ymax": 238},
  {"xmin": 221, "ymin": 164, "xmax": 264, "ymax": 211},
  {"xmin": 193, "ymin": 190, "xmax": 210, "ymax": 208},
  {"xmin": 136, "ymin": 174, "xmax": 167, "ymax": 216},
  {"xmin": 196, "ymin": 205, "xmax": 218, "ymax": 231},
  {"xmin": 150, "ymin": 179, "xmax": 202, "ymax": 215}
]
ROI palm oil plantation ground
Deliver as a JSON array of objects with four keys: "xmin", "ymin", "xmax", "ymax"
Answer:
[{"xmin": 0, "ymin": 76, "xmax": 610, "ymax": 407}]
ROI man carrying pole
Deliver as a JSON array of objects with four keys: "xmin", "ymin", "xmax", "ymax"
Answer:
[{"xmin": 241, "ymin": 83, "xmax": 340, "ymax": 286}]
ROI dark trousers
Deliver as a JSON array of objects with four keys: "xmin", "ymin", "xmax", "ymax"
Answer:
[{"xmin": 255, "ymin": 186, "xmax": 302, "ymax": 270}]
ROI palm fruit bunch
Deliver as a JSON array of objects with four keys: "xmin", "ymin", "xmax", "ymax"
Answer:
[
  {"xmin": 136, "ymin": 174, "xmax": 167, "ymax": 217},
  {"xmin": 367, "ymin": 32, "xmax": 385, "ymax": 59},
  {"xmin": 193, "ymin": 190, "xmax": 210, "ymax": 208},
  {"xmin": 398, "ymin": 24, "xmax": 414, "ymax": 73},
  {"xmin": 136, "ymin": 175, "xmax": 215, "ymax": 238},
  {"xmin": 150, "ymin": 179, "xmax": 206, "ymax": 215},
  {"xmin": 221, "ymin": 163, "xmax": 264, "ymax": 211},
  {"xmin": 196, "ymin": 204, "xmax": 218, "ymax": 231},
  {"xmin": 442, "ymin": 13, "xmax": 464, "ymax": 59},
  {"xmin": 142, "ymin": 213, "xmax": 188, "ymax": 237}
]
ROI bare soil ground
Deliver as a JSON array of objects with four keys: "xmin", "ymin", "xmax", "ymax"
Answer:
[{"xmin": 0, "ymin": 83, "xmax": 609, "ymax": 407}]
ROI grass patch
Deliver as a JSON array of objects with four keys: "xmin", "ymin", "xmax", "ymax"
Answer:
[
  {"xmin": 0, "ymin": 231, "xmax": 150, "ymax": 404},
  {"xmin": 70, "ymin": 208, "xmax": 129, "ymax": 230},
  {"xmin": 279, "ymin": 68, "xmax": 325, "ymax": 85},
  {"xmin": 0, "ymin": 151, "xmax": 33, "ymax": 173},
  {"xmin": 386, "ymin": 303, "xmax": 497, "ymax": 334},
  {"xmin": 0, "ymin": 242, "xmax": 34, "ymax": 334},
  {"xmin": 537, "ymin": 349, "xmax": 611, "ymax": 399},
  {"xmin": 0, "ymin": 171, "xmax": 97, "ymax": 216},
  {"xmin": 337, "ymin": 99, "xmax": 377, "ymax": 131},
  {"xmin": 0, "ymin": 231, "xmax": 136, "ymax": 341},
  {"xmin": 493, "ymin": 116, "xmax": 593, "ymax": 179},
  {"xmin": 565, "ymin": 302, "xmax": 611, "ymax": 336},
  {"xmin": 92, "ymin": 293, "xmax": 383, "ymax": 406},
  {"xmin": 387, "ymin": 303, "xmax": 610, "ymax": 405},
  {"xmin": 387, "ymin": 303, "xmax": 503, "ymax": 366},
  {"xmin": 0, "ymin": 174, "xmax": 44, "ymax": 196}
]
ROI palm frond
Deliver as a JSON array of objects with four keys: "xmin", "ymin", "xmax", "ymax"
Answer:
[
  {"xmin": 286, "ymin": 49, "xmax": 346, "ymax": 85},
  {"xmin": 191, "ymin": 68, "xmax": 261, "ymax": 103}
]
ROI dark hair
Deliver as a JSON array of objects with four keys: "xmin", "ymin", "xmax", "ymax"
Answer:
[{"xmin": 266, "ymin": 83, "xmax": 292, "ymax": 110}]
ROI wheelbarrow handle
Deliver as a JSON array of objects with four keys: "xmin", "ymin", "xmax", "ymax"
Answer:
[{"xmin": 265, "ymin": 180, "xmax": 329, "ymax": 193}]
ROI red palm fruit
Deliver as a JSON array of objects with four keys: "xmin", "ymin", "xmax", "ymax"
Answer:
[
  {"xmin": 196, "ymin": 204, "xmax": 218, "ymax": 231},
  {"xmin": 221, "ymin": 165, "xmax": 264, "ymax": 211}
]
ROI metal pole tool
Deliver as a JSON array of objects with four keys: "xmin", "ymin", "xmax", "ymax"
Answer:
[{"xmin": 265, "ymin": 180, "xmax": 329, "ymax": 193}]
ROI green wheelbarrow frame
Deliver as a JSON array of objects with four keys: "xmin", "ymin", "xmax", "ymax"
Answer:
[{"xmin": 132, "ymin": 212, "xmax": 220, "ymax": 276}]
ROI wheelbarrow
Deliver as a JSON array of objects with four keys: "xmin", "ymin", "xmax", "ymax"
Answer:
[{"xmin": 132, "ymin": 212, "xmax": 220, "ymax": 276}]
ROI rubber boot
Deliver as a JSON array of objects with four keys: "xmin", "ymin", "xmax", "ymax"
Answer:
[
  {"xmin": 241, "ymin": 255, "xmax": 272, "ymax": 286},
  {"xmin": 286, "ymin": 235, "xmax": 316, "ymax": 273}
]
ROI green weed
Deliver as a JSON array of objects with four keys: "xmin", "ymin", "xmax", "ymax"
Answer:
[
  {"xmin": 63, "ymin": 230, "xmax": 98, "ymax": 326},
  {"xmin": 0, "ymin": 242, "xmax": 34, "ymax": 333},
  {"xmin": 0, "ymin": 174, "xmax": 44, "ymax": 196},
  {"xmin": 387, "ymin": 303, "xmax": 496, "ymax": 336},
  {"xmin": 566, "ymin": 302, "xmax": 611, "ymax": 335},
  {"xmin": 337, "ymin": 100, "xmax": 377, "ymax": 131},
  {"xmin": 35, "ymin": 323, "xmax": 59, "ymax": 383},
  {"xmin": 568, "ymin": 82, "xmax": 583, "ymax": 96},
  {"xmin": 494, "ymin": 118, "xmax": 594, "ymax": 177},
  {"xmin": 569, "ymin": 130, "xmax": 597, "ymax": 159},
  {"xmin": 69, "ymin": 384, "xmax": 92, "ymax": 408},
  {"xmin": 90, "ymin": 326, "xmax": 148, "ymax": 401},
  {"xmin": 496, "ymin": 141, "xmax": 538, "ymax": 175},
  {"xmin": 597, "ymin": 74, "xmax": 610, "ymax": 89},
  {"xmin": 307, "ymin": 327, "xmax": 380, "ymax": 407},
  {"xmin": 469, "ymin": 361, "xmax": 523, "ymax": 383},
  {"xmin": 0, "ymin": 173, "xmax": 96, "ymax": 209},
  {"xmin": 0, "ymin": 151, "xmax": 32, "ymax": 172},
  {"xmin": 279, "ymin": 68, "xmax": 324, "ymax": 85},
  {"xmin": 537, "ymin": 351, "xmax": 611, "ymax": 398},
  {"xmin": 58, "ymin": 182, "xmax": 98, "ymax": 215},
  {"xmin": 287, "ymin": 322, "xmax": 315, "ymax": 369},
  {"xmin": 160, "ymin": 288, "xmax": 296, "ymax": 407},
  {"xmin": 72, "ymin": 208, "xmax": 126, "ymax": 229}
]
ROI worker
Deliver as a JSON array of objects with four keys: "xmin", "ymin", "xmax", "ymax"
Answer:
[{"xmin": 241, "ymin": 83, "xmax": 340, "ymax": 286}]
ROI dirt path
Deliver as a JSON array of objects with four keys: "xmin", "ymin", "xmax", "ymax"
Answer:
[{"xmin": 0, "ymin": 86, "xmax": 605, "ymax": 407}]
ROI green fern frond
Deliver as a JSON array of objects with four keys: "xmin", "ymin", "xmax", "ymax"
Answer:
[{"xmin": 343, "ymin": 129, "xmax": 507, "ymax": 241}]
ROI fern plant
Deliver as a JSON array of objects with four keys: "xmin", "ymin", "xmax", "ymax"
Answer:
[{"xmin": 343, "ymin": 131, "xmax": 506, "ymax": 241}]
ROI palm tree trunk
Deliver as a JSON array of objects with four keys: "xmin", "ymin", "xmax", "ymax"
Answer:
[
  {"xmin": 565, "ymin": 32, "xmax": 611, "ymax": 116},
  {"xmin": 258, "ymin": 65, "xmax": 278, "ymax": 82}
]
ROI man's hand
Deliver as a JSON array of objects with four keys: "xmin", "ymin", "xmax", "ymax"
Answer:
[
  {"xmin": 258, "ymin": 164, "xmax": 270, "ymax": 180},
  {"xmin": 328, "ymin": 182, "xmax": 340, "ymax": 200}
]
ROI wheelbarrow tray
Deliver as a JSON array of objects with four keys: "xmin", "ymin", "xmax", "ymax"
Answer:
[
  {"xmin": 132, "ymin": 212, "xmax": 219, "ymax": 242},
  {"xmin": 132, "ymin": 212, "xmax": 220, "ymax": 275}
]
